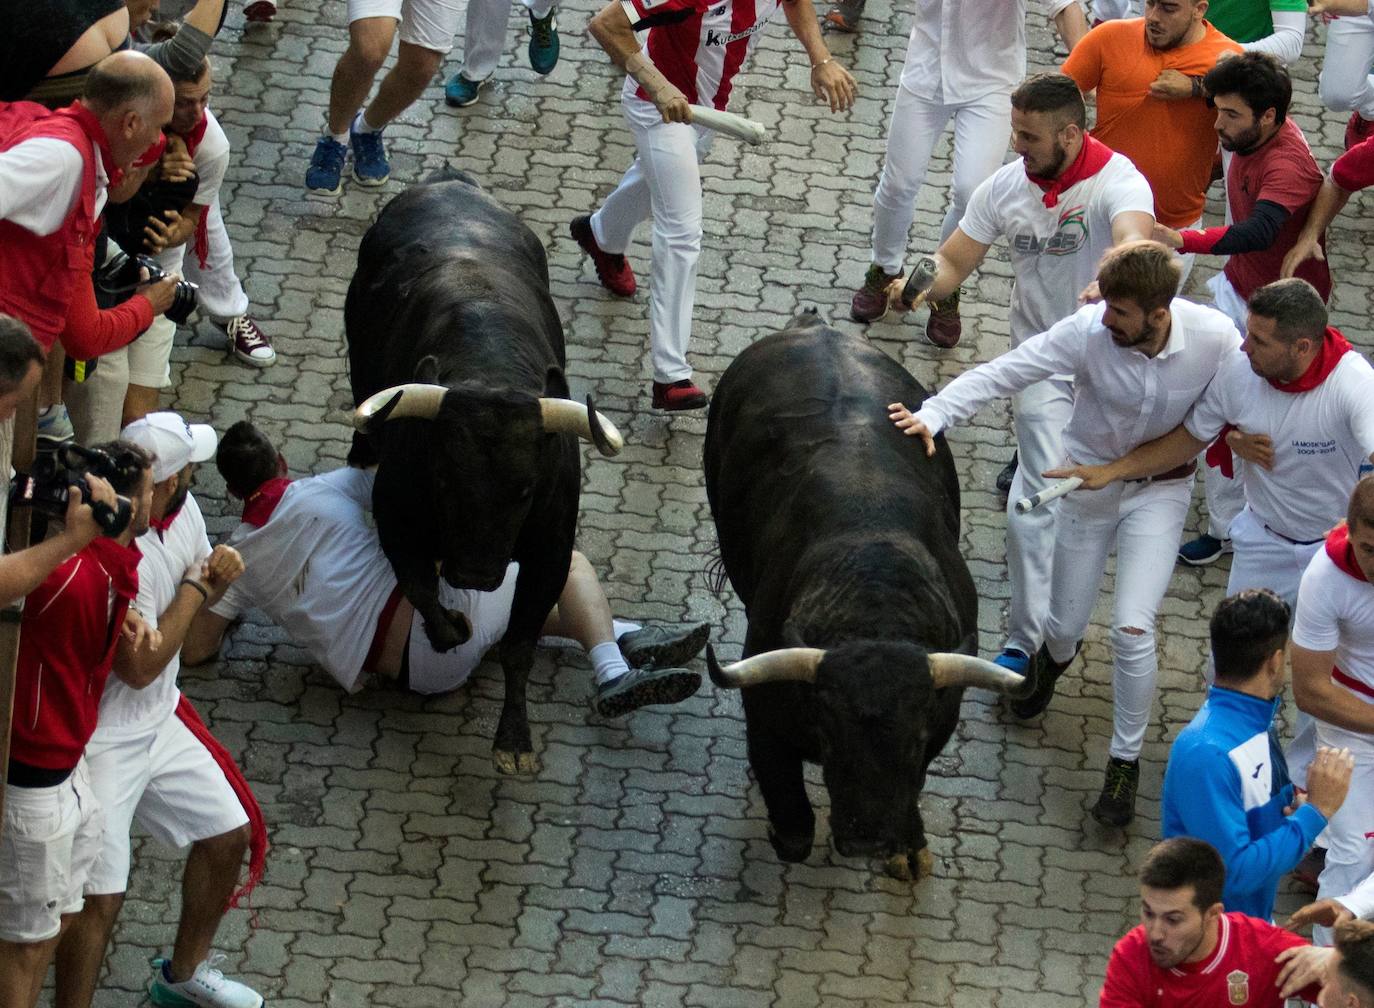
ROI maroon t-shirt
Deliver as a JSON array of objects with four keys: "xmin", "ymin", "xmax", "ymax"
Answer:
[
  {"xmin": 1225, "ymin": 118, "xmax": 1331, "ymax": 302},
  {"xmin": 1100, "ymin": 912, "xmax": 1322, "ymax": 1008},
  {"xmin": 1332, "ymin": 133, "xmax": 1374, "ymax": 193}
]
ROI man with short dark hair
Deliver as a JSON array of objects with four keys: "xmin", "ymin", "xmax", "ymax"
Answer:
[
  {"xmin": 1162, "ymin": 589, "xmax": 1354, "ymax": 920},
  {"xmin": 1322, "ymin": 920, "xmax": 1374, "ymax": 1006},
  {"xmin": 877, "ymin": 73, "xmax": 1153, "ymax": 690},
  {"xmin": 1100, "ymin": 836, "xmax": 1323, "ymax": 1006},
  {"xmin": 891, "ymin": 240, "xmax": 1240, "ymax": 827}
]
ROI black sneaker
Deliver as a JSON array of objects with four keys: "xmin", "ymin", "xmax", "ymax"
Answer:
[
  {"xmin": 617, "ymin": 623, "xmax": 709, "ymax": 669},
  {"xmin": 1091, "ymin": 757, "xmax": 1140, "ymax": 828},
  {"xmin": 594, "ymin": 666, "xmax": 701, "ymax": 717},
  {"xmin": 996, "ymin": 452, "xmax": 1018, "ymax": 495},
  {"xmin": 1009, "ymin": 642, "xmax": 1079, "ymax": 720}
]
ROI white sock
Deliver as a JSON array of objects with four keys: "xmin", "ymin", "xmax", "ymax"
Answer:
[
  {"xmin": 352, "ymin": 110, "xmax": 383, "ymax": 135},
  {"xmin": 590, "ymin": 641, "xmax": 629, "ymax": 685}
]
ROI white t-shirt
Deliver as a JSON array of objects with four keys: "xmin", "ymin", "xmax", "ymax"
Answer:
[
  {"xmin": 0, "ymin": 136, "xmax": 108, "ymax": 234},
  {"xmin": 960, "ymin": 151, "xmax": 1155, "ymax": 345},
  {"xmin": 1293, "ymin": 547, "xmax": 1374, "ymax": 697},
  {"xmin": 900, "ymin": 0, "xmax": 1078, "ymax": 101},
  {"xmin": 213, "ymin": 468, "xmax": 398, "ymax": 692},
  {"xmin": 190, "ymin": 109, "xmax": 230, "ymax": 210},
  {"xmin": 1185, "ymin": 350, "xmax": 1374, "ymax": 542},
  {"xmin": 95, "ymin": 494, "xmax": 212, "ymax": 739},
  {"xmin": 917, "ymin": 298, "xmax": 1240, "ymax": 466}
]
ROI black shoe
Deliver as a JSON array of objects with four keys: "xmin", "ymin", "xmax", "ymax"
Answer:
[
  {"xmin": 594, "ymin": 666, "xmax": 701, "ymax": 717},
  {"xmin": 1091, "ymin": 757, "xmax": 1140, "ymax": 828},
  {"xmin": 1009, "ymin": 642, "xmax": 1078, "ymax": 720},
  {"xmin": 617, "ymin": 622, "xmax": 710, "ymax": 669},
  {"xmin": 996, "ymin": 452, "xmax": 1018, "ymax": 495}
]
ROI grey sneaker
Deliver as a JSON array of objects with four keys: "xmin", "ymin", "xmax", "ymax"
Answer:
[
  {"xmin": 36, "ymin": 403, "xmax": 75, "ymax": 445},
  {"xmin": 617, "ymin": 622, "xmax": 709, "ymax": 669},
  {"xmin": 595, "ymin": 666, "xmax": 701, "ymax": 717}
]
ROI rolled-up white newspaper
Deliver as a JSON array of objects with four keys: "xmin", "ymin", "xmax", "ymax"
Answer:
[
  {"xmin": 689, "ymin": 106, "xmax": 767, "ymax": 144},
  {"xmin": 1014, "ymin": 477, "xmax": 1083, "ymax": 515}
]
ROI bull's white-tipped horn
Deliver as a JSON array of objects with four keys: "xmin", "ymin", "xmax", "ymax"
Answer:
[
  {"xmin": 538, "ymin": 398, "xmax": 625, "ymax": 457},
  {"xmin": 352, "ymin": 383, "xmax": 449, "ymax": 432},
  {"xmin": 706, "ymin": 644, "xmax": 825, "ymax": 689},
  {"xmin": 927, "ymin": 653, "xmax": 1030, "ymax": 696}
]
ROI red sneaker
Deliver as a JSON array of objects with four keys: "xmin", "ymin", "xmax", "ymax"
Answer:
[
  {"xmin": 1346, "ymin": 112, "xmax": 1374, "ymax": 151},
  {"xmin": 651, "ymin": 380, "xmax": 708, "ymax": 411},
  {"xmin": 570, "ymin": 215, "xmax": 636, "ymax": 296},
  {"xmin": 925, "ymin": 288, "xmax": 962, "ymax": 349}
]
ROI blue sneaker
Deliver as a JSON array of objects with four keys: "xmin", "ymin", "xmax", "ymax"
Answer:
[
  {"xmin": 1177, "ymin": 534, "xmax": 1232, "ymax": 567},
  {"xmin": 350, "ymin": 123, "xmax": 390, "ymax": 187},
  {"xmin": 305, "ymin": 136, "xmax": 346, "ymax": 194},
  {"xmin": 444, "ymin": 72, "xmax": 487, "ymax": 108},
  {"xmin": 992, "ymin": 648, "xmax": 1030, "ymax": 677},
  {"xmin": 528, "ymin": 8, "xmax": 559, "ymax": 75}
]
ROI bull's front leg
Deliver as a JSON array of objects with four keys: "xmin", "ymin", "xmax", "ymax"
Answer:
[
  {"xmin": 493, "ymin": 637, "xmax": 537, "ymax": 775},
  {"xmin": 392, "ymin": 557, "xmax": 472, "ymax": 654},
  {"xmin": 741, "ymin": 699, "xmax": 815, "ymax": 862},
  {"xmin": 886, "ymin": 803, "xmax": 934, "ymax": 882}
]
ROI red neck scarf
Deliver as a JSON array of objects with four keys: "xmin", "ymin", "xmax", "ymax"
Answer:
[
  {"xmin": 85, "ymin": 535, "xmax": 142, "ymax": 600},
  {"xmin": 1326, "ymin": 523, "xmax": 1369, "ymax": 583},
  {"xmin": 1026, "ymin": 134, "xmax": 1114, "ymax": 209},
  {"xmin": 56, "ymin": 101, "xmax": 122, "ymax": 189},
  {"xmin": 1205, "ymin": 327, "xmax": 1353, "ymax": 478},
  {"xmin": 241, "ymin": 477, "xmax": 292, "ymax": 528},
  {"xmin": 180, "ymin": 112, "xmax": 212, "ymax": 269}
]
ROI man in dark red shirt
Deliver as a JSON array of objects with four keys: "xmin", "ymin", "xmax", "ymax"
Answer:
[
  {"xmin": 0, "ymin": 440, "xmax": 156, "ymax": 1008},
  {"xmin": 1101, "ymin": 837, "xmax": 1324, "ymax": 1007}
]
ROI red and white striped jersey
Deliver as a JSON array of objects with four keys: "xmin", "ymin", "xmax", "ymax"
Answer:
[{"xmin": 619, "ymin": 0, "xmax": 784, "ymax": 110}]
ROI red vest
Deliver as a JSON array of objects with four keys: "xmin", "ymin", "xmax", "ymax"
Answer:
[{"xmin": 0, "ymin": 102, "xmax": 109, "ymax": 350}]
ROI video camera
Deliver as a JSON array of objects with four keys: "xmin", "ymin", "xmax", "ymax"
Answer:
[
  {"xmin": 93, "ymin": 249, "xmax": 199, "ymax": 325},
  {"xmin": 10, "ymin": 444, "xmax": 138, "ymax": 537}
]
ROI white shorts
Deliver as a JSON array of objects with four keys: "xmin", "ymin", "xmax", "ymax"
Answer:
[
  {"xmin": 83, "ymin": 715, "xmax": 249, "ymax": 896},
  {"xmin": 127, "ymin": 315, "xmax": 175, "ymax": 389},
  {"xmin": 406, "ymin": 562, "xmax": 520, "ymax": 694},
  {"xmin": 0, "ymin": 762, "xmax": 104, "ymax": 943},
  {"xmin": 346, "ymin": 0, "xmax": 464, "ymax": 53}
]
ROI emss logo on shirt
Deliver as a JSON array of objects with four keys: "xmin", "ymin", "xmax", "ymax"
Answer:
[{"xmin": 1011, "ymin": 203, "xmax": 1090, "ymax": 257}]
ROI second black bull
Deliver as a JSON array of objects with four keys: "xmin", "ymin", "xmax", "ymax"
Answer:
[
  {"xmin": 346, "ymin": 170, "xmax": 622, "ymax": 774},
  {"xmin": 704, "ymin": 312, "xmax": 1032, "ymax": 880}
]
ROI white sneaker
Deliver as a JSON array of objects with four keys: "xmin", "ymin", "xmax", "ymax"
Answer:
[
  {"xmin": 148, "ymin": 954, "xmax": 264, "ymax": 1008},
  {"xmin": 36, "ymin": 403, "xmax": 75, "ymax": 444}
]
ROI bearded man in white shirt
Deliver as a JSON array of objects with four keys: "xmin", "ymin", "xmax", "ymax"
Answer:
[{"xmin": 889, "ymin": 240, "xmax": 1241, "ymax": 828}]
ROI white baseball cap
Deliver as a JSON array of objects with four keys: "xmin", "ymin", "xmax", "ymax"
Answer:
[{"xmin": 121, "ymin": 412, "xmax": 218, "ymax": 483}]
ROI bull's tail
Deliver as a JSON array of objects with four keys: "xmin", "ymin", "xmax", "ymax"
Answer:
[
  {"xmin": 424, "ymin": 164, "xmax": 482, "ymax": 189},
  {"xmin": 703, "ymin": 549, "xmax": 730, "ymax": 598}
]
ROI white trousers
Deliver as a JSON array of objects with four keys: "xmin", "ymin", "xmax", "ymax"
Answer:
[
  {"xmin": 1091, "ymin": 0, "xmax": 1141, "ymax": 18},
  {"xmin": 1202, "ymin": 271, "xmax": 1248, "ymax": 539},
  {"xmin": 1314, "ymin": 725, "xmax": 1374, "ymax": 945},
  {"xmin": 184, "ymin": 199, "xmax": 250, "ymax": 323},
  {"xmin": 870, "ymin": 84, "xmax": 1011, "ymax": 273},
  {"xmin": 1320, "ymin": 15, "xmax": 1374, "ymax": 120},
  {"xmin": 1005, "ymin": 377, "xmax": 1074, "ymax": 655},
  {"xmin": 458, "ymin": 0, "xmax": 552, "ymax": 80},
  {"xmin": 592, "ymin": 96, "xmax": 715, "ymax": 384},
  {"xmin": 1044, "ymin": 475, "xmax": 1194, "ymax": 760}
]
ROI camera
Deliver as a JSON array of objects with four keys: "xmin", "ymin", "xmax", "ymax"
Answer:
[
  {"xmin": 93, "ymin": 249, "xmax": 200, "ymax": 325},
  {"xmin": 10, "ymin": 445, "xmax": 137, "ymax": 537}
]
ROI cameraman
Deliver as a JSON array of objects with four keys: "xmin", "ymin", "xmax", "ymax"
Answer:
[
  {"xmin": 0, "ymin": 315, "xmax": 129, "ymax": 609},
  {"xmin": 0, "ymin": 439, "xmax": 156, "ymax": 1008}
]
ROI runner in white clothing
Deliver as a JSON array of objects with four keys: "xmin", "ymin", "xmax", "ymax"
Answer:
[
  {"xmin": 571, "ymin": 0, "xmax": 855, "ymax": 411},
  {"xmin": 1291, "ymin": 477, "xmax": 1374, "ymax": 944},
  {"xmin": 890, "ymin": 241, "xmax": 1240, "ymax": 828},
  {"xmin": 847, "ymin": 1, "xmax": 1089, "ymax": 341},
  {"xmin": 881, "ymin": 74, "xmax": 1156, "ymax": 681}
]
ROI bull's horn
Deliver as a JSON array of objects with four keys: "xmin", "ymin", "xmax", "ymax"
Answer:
[
  {"xmin": 706, "ymin": 643, "xmax": 825, "ymax": 689},
  {"xmin": 352, "ymin": 384, "xmax": 449, "ymax": 432},
  {"xmin": 538, "ymin": 396, "xmax": 624, "ymax": 457},
  {"xmin": 927, "ymin": 653, "xmax": 1031, "ymax": 697}
]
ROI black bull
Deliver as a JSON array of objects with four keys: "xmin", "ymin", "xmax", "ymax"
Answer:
[
  {"xmin": 345, "ymin": 170, "xmax": 620, "ymax": 774},
  {"xmin": 703, "ymin": 313, "xmax": 1031, "ymax": 879}
]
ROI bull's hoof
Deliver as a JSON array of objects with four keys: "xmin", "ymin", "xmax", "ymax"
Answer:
[
  {"xmin": 493, "ymin": 749, "xmax": 540, "ymax": 775},
  {"xmin": 884, "ymin": 846, "xmax": 935, "ymax": 882},
  {"xmin": 767, "ymin": 826, "xmax": 813, "ymax": 863}
]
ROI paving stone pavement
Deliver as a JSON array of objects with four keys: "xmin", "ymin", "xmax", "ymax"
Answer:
[{"xmin": 53, "ymin": 4, "xmax": 1374, "ymax": 1006}]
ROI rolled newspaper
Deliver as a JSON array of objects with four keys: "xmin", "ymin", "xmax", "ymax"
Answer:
[
  {"xmin": 689, "ymin": 106, "xmax": 768, "ymax": 145},
  {"xmin": 1013, "ymin": 477, "xmax": 1083, "ymax": 514}
]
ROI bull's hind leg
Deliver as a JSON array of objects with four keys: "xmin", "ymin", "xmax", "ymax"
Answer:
[{"xmin": 493, "ymin": 639, "xmax": 538, "ymax": 775}]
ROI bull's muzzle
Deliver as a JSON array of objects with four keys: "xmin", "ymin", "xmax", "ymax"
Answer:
[{"xmin": 706, "ymin": 644, "xmax": 1031, "ymax": 696}]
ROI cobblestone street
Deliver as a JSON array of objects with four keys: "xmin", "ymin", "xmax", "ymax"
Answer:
[{"xmin": 62, "ymin": 2, "xmax": 1374, "ymax": 1005}]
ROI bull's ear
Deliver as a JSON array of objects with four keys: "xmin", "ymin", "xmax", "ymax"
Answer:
[
  {"xmin": 415, "ymin": 355, "xmax": 441, "ymax": 383},
  {"xmin": 543, "ymin": 365, "xmax": 569, "ymax": 399}
]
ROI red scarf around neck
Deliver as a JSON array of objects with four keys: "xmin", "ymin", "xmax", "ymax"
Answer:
[
  {"xmin": 57, "ymin": 101, "xmax": 122, "ymax": 189},
  {"xmin": 1026, "ymin": 134, "xmax": 1114, "ymax": 209},
  {"xmin": 241, "ymin": 477, "xmax": 292, "ymax": 528},
  {"xmin": 1326, "ymin": 523, "xmax": 1369, "ymax": 583},
  {"xmin": 180, "ymin": 112, "xmax": 212, "ymax": 269},
  {"xmin": 1205, "ymin": 327, "xmax": 1353, "ymax": 478}
]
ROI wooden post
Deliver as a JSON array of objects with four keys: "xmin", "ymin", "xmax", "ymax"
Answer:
[{"xmin": 0, "ymin": 391, "xmax": 39, "ymax": 828}]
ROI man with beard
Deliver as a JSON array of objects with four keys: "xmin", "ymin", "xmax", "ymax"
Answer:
[
  {"xmin": 53, "ymin": 411, "xmax": 264, "ymax": 1008},
  {"xmin": 879, "ymin": 73, "xmax": 1154, "ymax": 692},
  {"xmin": 1062, "ymin": 0, "xmax": 1241, "ymax": 285},
  {"xmin": 1153, "ymin": 53, "xmax": 1330, "ymax": 568},
  {"xmin": 1100, "ymin": 837, "xmax": 1324, "ymax": 1006},
  {"xmin": 889, "ymin": 241, "xmax": 1239, "ymax": 828}
]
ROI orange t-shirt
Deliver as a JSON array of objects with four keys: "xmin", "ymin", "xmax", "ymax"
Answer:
[{"xmin": 1062, "ymin": 19, "xmax": 1242, "ymax": 228}]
